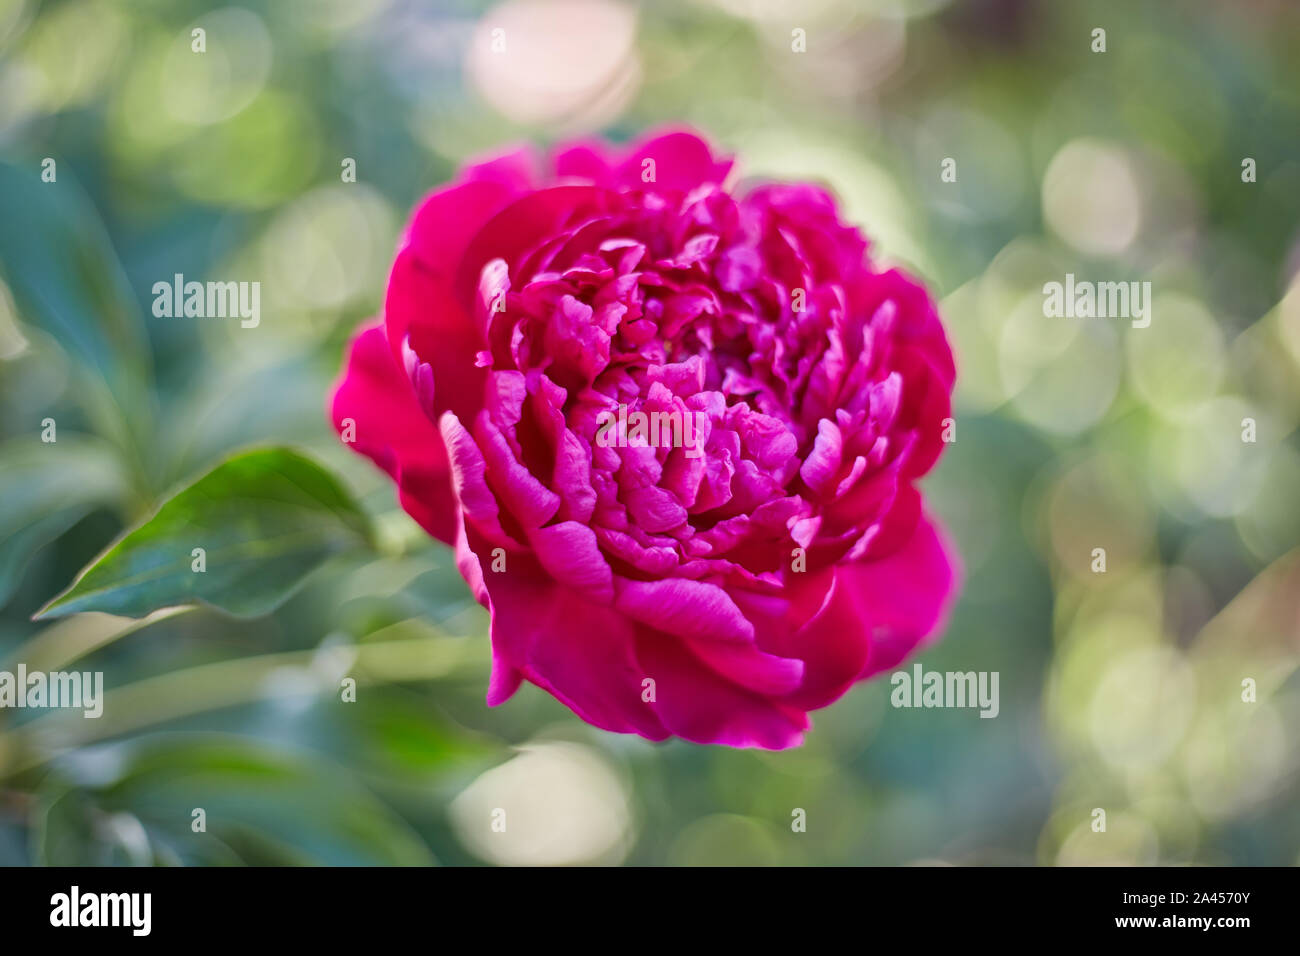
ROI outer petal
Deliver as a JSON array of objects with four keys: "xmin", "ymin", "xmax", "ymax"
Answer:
[
  {"xmin": 892, "ymin": 346, "xmax": 953, "ymax": 480},
  {"xmin": 388, "ymin": 178, "xmax": 518, "ymax": 351},
  {"xmin": 451, "ymin": 185, "xmax": 618, "ymax": 307},
  {"xmin": 744, "ymin": 568, "xmax": 872, "ymax": 712},
  {"xmin": 687, "ymin": 640, "xmax": 804, "ymax": 697},
  {"xmin": 632, "ymin": 626, "xmax": 808, "ymax": 749},
  {"xmin": 331, "ymin": 323, "xmax": 457, "ymax": 544},
  {"xmin": 385, "ymin": 176, "xmax": 527, "ymax": 425},
  {"xmin": 612, "ymin": 129, "xmax": 734, "ymax": 191},
  {"xmin": 850, "ymin": 513, "xmax": 961, "ymax": 679},
  {"xmin": 852, "ymin": 268, "xmax": 956, "ymax": 389},
  {"xmin": 552, "ymin": 140, "xmax": 615, "ymax": 183},
  {"xmin": 614, "ymin": 577, "xmax": 755, "ymax": 643},
  {"xmin": 750, "ymin": 513, "xmax": 958, "ymax": 712},
  {"xmin": 458, "ymin": 146, "xmax": 539, "ymax": 192},
  {"xmin": 470, "ymin": 527, "xmax": 669, "ymax": 740},
  {"xmin": 554, "ymin": 128, "xmax": 733, "ymax": 192},
  {"xmin": 387, "ymin": 249, "xmax": 486, "ymax": 428}
]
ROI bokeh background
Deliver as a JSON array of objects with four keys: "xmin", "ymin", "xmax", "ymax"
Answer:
[{"xmin": 2, "ymin": 0, "xmax": 1299, "ymax": 866}]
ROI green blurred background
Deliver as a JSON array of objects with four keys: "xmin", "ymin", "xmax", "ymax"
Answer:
[{"xmin": 1, "ymin": 0, "xmax": 1298, "ymax": 865}]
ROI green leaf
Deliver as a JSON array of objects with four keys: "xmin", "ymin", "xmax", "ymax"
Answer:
[
  {"xmin": 0, "ymin": 161, "xmax": 150, "ymax": 392},
  {"xmin": 36, "ymin": 737, "xmax": 435, "ymax": 866},
  {"xmin": 36, "ymin": 447, "xmax": 371, "ymax": 620},
  {"xmin": 0, "ymin": 437, "xmax": 128, "ymax": 607},
  {"xmin": 0, "ymin": 164, "xmax": 158, "ymax": 481}
]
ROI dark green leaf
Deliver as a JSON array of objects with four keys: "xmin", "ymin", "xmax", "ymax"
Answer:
[
  {"xmin": 0, "ymin": 160, "xmax": 150, "ymax": 392},
  {"xmin": 36, "ymin": 447, "xmax": 370, "ymax": 620},
  {"xmin": 36, "ymin": 738, "xmax": 434, "ymax": 866},
  {"xmin": 0, "ymin": 437, "xmax": 127, "ymax": 607}
]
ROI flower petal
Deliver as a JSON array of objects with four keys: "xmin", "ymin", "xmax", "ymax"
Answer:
[
  {"xmin": 471, "ymin": 534, "xmax": 668, "ymax": 740},
  {"xmin": 331, "ymin": 323, "xmax": 456, "ymax": 544},
  {"xmin": 614, "ymin": 129, "xmax": 733, "ymax": 192},
  {"xmin": 633, "ymin": 628, "xmax": 808, "ymax": 749},
  {"xmin": 529, "ymin": 521, "xmax": 614, "ymax": 605},
  {"xmin": 614, "ymin": 577, "xmax": 755, "ymax": 643},
  {"xmin": 851, "ymin": 513, "xmax": 961, "ymax": 678}
]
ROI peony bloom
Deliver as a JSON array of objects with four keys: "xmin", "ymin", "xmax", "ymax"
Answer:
[{"xmin": 331, "ymin": 129, "xmax": 959, "ymax": 748}]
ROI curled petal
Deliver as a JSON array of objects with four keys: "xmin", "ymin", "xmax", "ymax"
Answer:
[
  {"xmin": 615, "ymin": 577, "xmax": 755, "ymax": 643},
  {"xmin": 530, "ymin": 521, "xmax": 615, "ymax": 605},
  {"xmin": 331, "ymin": 324, "xmax": 455, "ymax": 544},
  {"xmin": 633, "ymin": 628, "xmax": 808, "ymax": 749},
  {"xmin": 472, "ymin": 531, "xmax": 668, "ymax": 740},
  {"xmin": 852, "ymin": 514, "xmax": 961, "ymax": 678}
]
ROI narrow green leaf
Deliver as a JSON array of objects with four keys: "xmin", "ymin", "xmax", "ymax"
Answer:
[
  {"xmin": 37, "ymin": 738, "xmax": 435, "ymax": 866},
  {"xmin": 0, "ymin": 161, "xmax": 157, "ymax": 493},
  {"xmin": 36, "ymin": 447, "xmax": 370, "ymax": 620},
  {"xmin": 0, "ymin": 160, "xmax": 150, "ymax": 390},
  {"xmin": 0, "ymin": 437, "xmax": 127, "ymax": 607}
]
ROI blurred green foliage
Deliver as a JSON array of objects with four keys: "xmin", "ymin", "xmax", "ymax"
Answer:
[{"xmin": 1, "ymin": 0, "xmax": 1298, "ymax": 865}]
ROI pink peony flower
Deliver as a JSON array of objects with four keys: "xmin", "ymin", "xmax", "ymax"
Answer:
[{"xmin": 331, "ymin": 128, "xmax": 959, "ymax": 748}]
